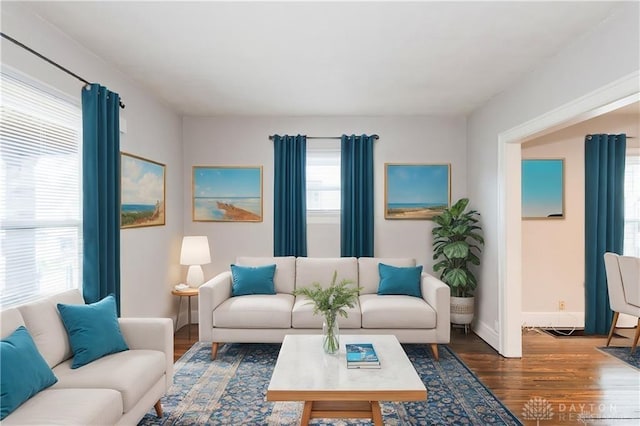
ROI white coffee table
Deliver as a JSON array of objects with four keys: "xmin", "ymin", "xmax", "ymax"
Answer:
[{"xmin": 266, "ymin": 334, "xmax": 427, "ymax": 425}]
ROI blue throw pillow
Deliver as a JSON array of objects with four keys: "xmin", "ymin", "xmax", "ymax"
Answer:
[
  {"xmin": 377, "ymin": 263, "xmax": 423, "ymax": 298},
  {"xmin": 57, "ymin": 294, "xmax": 129, "ymax": 369},
  {"xmin": 230, "ymin": 264, "xmax": 277, "ymax": 296},
  {"xmin": 1, "ymin": 326, "xmax": 58, "ymax": 420}
]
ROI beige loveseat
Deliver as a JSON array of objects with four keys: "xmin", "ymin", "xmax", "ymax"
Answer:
[
  {"xmin": 0, "ymin": 289, "xmax": 173, "ymax": 425},
  {"xmin": 198, "ymin": 257, "xmax": 450, "ymax": 360}
]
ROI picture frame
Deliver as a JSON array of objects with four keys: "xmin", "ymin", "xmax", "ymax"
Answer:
[
  {"xmin": 193, "ymin": 166, "xmax": 263, "ymax": 222},
  {"xmin": 120, "ymin": 152, "xmax": 166, "ymax": 229},
  {"xmin": 384, "ymin": 163, "xmax": 451, "ymax": 220},
  {"xmin": 521, "ymin": 158, "xmax": 565, "ymax": 219}
]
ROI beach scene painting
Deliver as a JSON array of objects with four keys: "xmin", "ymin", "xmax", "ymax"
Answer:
[
  {"xmin": 522, "ymin": 158, "xmax": 564, "ymax": 219},
  {"xmin": 193, "ymin": 166, "xmax": 263, "ymax": 222},
  {"xmin": 121, "ymin": 153, "xmax": 165, "ymax": 229},
  {"xmin": 385, "ymin": 163, "xmax": 451, "ymax": 220}
]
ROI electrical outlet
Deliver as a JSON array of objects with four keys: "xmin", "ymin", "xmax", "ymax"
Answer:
[{"xmin": 559, "ymin": 301, "xmax": 566, "ymax": 311}]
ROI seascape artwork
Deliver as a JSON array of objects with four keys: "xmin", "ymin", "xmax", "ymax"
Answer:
[
  {"xmin": 522, "ymin": 158, "xmax": 564, "ymax": 219},
  {"xmin": 193, "ymin": 166, "xmax": 263, "ymax": 222},
  {"xmin": 121, "ymin": 153, "xmax": 165, "ymax": 229},
  {"xmin": 385, "ymin": 163, "xmax": 451, "ymax": 220}
]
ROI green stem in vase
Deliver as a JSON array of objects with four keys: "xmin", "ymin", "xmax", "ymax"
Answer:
[{"xmin": 323, "ymin": 311, "xmax": 339, "ymax": 353}]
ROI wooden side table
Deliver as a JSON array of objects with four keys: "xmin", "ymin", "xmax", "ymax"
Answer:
[{"xmin": 171, "ymin": 287, "xmax": 199, "ymax": 339}]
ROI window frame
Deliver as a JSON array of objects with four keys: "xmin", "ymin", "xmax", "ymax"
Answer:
[{"xmin": 0, "ymin": 67, "xmax": 83, "ymax": 308}]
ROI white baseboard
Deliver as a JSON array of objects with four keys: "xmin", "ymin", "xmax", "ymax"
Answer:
[
  {"xmin": 522, "ymin": 311, "xmax": 637, "ymax": 328},
  {"xmin": 522, "ymin": 311, "xmax": 584, "ymax": 328},
  {"xmin": 472, "ymin": 319, "xmax": 500, "ymax": 352}
]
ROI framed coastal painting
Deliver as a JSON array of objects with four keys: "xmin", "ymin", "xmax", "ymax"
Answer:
[
  {"xmin": 384, "ymin": 163, "xmax": 451, "ymax": 220},
  {"xmin": 120, "ymin": 153, "xmax": 166, "ymax": 229},
  {"xmin": 522, "ymin": 158, "xmax": 565, "ymax": 219},
  {"xmin": 193, "ymin": 166, "xmax": 263, "ymax": 222}
]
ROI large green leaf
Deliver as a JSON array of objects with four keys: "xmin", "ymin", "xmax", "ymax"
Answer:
[
  {"xmin": 449, "ymin": 198, "xmax": 469, "ymax": 217},
  {"xmin": 443, "ymin": 241, "xmax": 469, "ymax": 259},
  {"xmin": 451, "ymin": 224, "xmax": 470, "ymax": 235},
  {"xmin": 443, "ymin": 268, "xmax": 468, "ymax": 287},
  {"xmin": 438, "ymin": 210, "xmax": 453, "ymax": 225},
  {"xmin": 433, "ymin": 260, "xmax": 449, "ymax": 272}
]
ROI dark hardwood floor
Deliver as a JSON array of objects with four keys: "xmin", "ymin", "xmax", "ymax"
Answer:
[{"xmin": 173, "ymin": 325, "xmax": 640, "ymax": 425}]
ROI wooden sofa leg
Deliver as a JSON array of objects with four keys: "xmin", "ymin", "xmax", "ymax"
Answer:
[
  {"xmin": 430, "ymin": 344, "xmax": 439, "ymax": 361},
  {"xmin": 154, "ymin": 400, "xmax": 163, "ymax": 418},
  {"xmin": 606, "ymin": 311, "xmax": 619, "ymax": 347},
  {"xmin": 631, "ymin": 318, "xmax": 640, "ymax": 354},
  {"xmin": 211, "ymin": 342, "xmax": 219, "ymax": 360}
]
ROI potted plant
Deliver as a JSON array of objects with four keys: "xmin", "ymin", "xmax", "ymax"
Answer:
[
  {"xmin": 432, "ymin": 198, "xmax": 484, "ymax": 325},
  {"xmin": 294, "ymin": 271, "xmax": 361, "ymax": 354}
]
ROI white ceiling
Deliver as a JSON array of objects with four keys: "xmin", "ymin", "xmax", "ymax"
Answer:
[{"xmin": 23, "ymin": 1, "xmax": 622, "ymax": 116}]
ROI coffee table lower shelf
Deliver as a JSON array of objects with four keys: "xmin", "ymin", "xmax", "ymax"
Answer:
[{"xmin": 302, "ymin": 400, "xmax": 383, "ymax": 425}]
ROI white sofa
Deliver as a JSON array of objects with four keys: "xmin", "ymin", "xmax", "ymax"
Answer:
[
  {"xmin": 0, "ymin": 289, "xmax": 173, "ymax": 425},
  {"xmin": 199, "ymin": 257, "xmax": 450, "ymax": 360}
]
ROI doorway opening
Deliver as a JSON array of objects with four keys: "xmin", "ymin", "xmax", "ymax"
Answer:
[{"xmin": 497, "ymin": 74, "xmax": 639, "ymax": 357}]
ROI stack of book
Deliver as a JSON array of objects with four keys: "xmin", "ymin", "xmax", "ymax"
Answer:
[{"xmin": 346, "ymin": 343, "xmax": 381, "ymax": 369}]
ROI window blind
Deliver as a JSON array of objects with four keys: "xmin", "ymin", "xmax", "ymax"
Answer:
[
  {"xmin": 0, "ymin": 70, "xmax": 82, "ymax": 308},
  {"xmin": 624, "ymin": 155, "xmax": 640, "ymax": 257},
  {"xmin": 306, "ymin": 141, "xmax": 341, "ymax": 213}
]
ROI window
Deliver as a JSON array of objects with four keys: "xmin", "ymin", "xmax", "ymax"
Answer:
[
  {"xmin": 306, "ymin": 140, "xmax": 341, "ymax": 218},
  {"xmin": 624, "ymin": 154, "xmax": 640, "ymax": 257},
  {"xmin": 0, "ymin": 70, "xmax": 82, "ymax": 308}
]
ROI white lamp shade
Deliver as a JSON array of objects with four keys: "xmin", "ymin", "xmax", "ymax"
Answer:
[{"xmin": 180, "ymin": 236, "xmax": 211, "ymax": 265}]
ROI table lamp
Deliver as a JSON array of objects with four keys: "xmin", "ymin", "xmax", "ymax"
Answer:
[{"xmin": 180, "ymin": 236, "xmax": 211, "ymax": 288}]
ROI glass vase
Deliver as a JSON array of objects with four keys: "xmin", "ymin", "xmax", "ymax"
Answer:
[{"xmin": 322, "ymin": 311, "xmax": 340, "ymax": 354}]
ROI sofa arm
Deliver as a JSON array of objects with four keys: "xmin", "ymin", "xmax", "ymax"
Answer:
[
  {"xmin": 198, "ymin": 271, "xmax": 232, "ymax": 342},
  {"xmin": 119, "ymin": 317, "xmax": 173, "ymax": 388},
  {"xmin": 421, "ymin": 273, "xmax": 451, "ymax": 343}
]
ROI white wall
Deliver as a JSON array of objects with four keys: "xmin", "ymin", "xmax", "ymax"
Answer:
[
  {"xmin": 467, "ymin": 2, "xmax": 640, "ymax": 354},
  {"xmin": 1, "ymin": 3, "xmax": 184, "ymax": 320},
  {"xmin": 521, "ymin": 111, "xmax": 639, "ymax": 328},
  {"xmin": 182, "ymin": 116, "xmax": 467, "ymax": 280}
]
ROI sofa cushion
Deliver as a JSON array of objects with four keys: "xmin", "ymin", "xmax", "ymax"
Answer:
[
  {"xmin": 52, "ymin": 349, "xmax": 165, "ymax": 413},
  {"xmin": 18, "ymin": 289, "xmax": 83, "ymax": 368},
  {"xmin": 358, "ymin": 258, "xmax": 416, "ymax": 294},
  {"xmin": 57, "ymin": 295, "xmax": 129, "ymax": 369},
  {"xmin": 1, "ymin": 326, "xmax": 58, "ymax": 420},
  {"xmin": 292, "ymin": 296, "xmax": 362, "ymax": 329},
  {"xmin": 213, "ymin": 294, "xmax": 294, "ymax": 328},
  {"xmin": 231, "ymin": 264, "xmax": 277, "ymax": 296},
  {"xmin": 359, "ymin": 294, "xmax": 436, "ymax": 329},
  {"xmin": 296, "ymin": 257, "xmax": 358, "ymax": 291},
  {"xmin": 378, "ymin": 263, "xmax": 423, "ymax": 298},
  {"xmin": 0, "ymin": 308, "xmax": 25, "ymax": 339},
  {"xmin": 236, "ymin": 256, "xmax": 296, "ymax": 294},
  {"xmin": 1, "ymin": 388, "xmax": 122, "ymax": 426}
]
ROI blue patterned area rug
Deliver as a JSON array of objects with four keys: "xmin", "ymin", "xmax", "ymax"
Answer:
[
  {"xmin": 139, "ymin": 342, "xmax": 522, "ymax": 425},
  {"xmin": 597, "ymin": 346, "xmax": 640, "ymax": 369}
]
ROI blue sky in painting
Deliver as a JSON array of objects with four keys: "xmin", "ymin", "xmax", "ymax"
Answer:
[
  {"xmin": 121, "ymin": 155, "xmax": 164, "ymax": 205},
  {"xmin": 521, "ymin": 159, "xmax": 563, "ymax": 217},
  {"xmin": 194, "ymin": 167, "xmax": 260, "ymax": 198},
  {"xmin": 387, "ymin": 164, "xmax": 449, "ymax": 204}
]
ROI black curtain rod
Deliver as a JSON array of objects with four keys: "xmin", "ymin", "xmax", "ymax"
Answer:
[
  {"xmin": 269, "ymin": 135, "xmax": 379, "ymax": 141},
  {"xmin": 1, "ymin": 32, "xmax": 125, "ymax": 109},
  {"xmin": 586, "ymin": 134, "xmax": 634, "ymax": 139}
]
